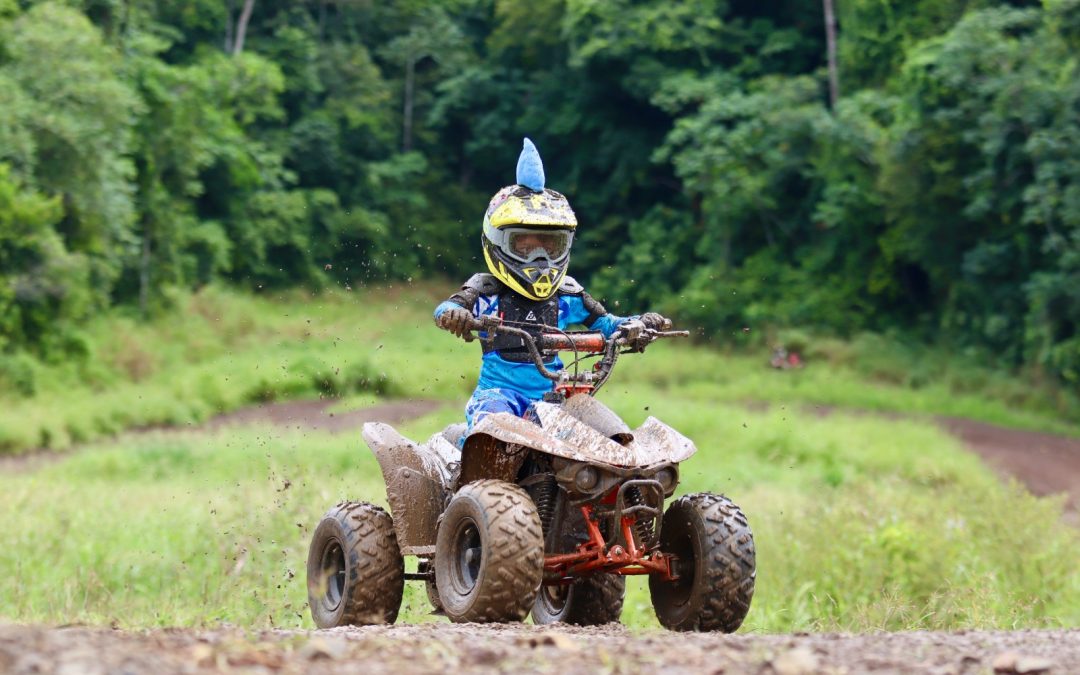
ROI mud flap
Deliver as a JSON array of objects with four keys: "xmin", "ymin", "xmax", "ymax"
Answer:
[{"xmin": 362, "ymin": 422, "xmax": 459, "ymax": 556}]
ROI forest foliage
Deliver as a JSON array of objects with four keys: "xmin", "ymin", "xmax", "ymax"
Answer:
[{"xmin": 0, "ymin": 0, "xmax": 1078, "ymax": 387}]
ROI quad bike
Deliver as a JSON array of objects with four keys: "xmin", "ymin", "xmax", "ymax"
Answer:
[{"xmin": 306, "ymin": 316, "xmax": 755, "ymax": 631}]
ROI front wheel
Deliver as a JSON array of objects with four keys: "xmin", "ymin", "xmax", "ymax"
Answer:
[
  {"xmin": 306, "ymin": 501, "xmax": 404, "ymax": 628},
  {"xmin": 435, "ymin": 479, "xmax": 544, "ymax": 623},
  {"xmin": 649, "ymin": 493, "xmax": 755, "ymax": 632}
]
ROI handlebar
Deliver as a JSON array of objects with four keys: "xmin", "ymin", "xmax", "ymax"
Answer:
[{"xmin": 465, "ymin": 316, "xmax": 687, "ymax": 384}]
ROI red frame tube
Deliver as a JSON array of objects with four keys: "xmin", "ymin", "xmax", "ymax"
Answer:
[{"xmin": 543, "ymin": 504, "xmax": 677, "ymax": 582}]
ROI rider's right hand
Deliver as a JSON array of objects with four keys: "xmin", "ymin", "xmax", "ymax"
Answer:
[{"xmin": 436, "ymin": 307, "xmax": 475, "ymax": 340}]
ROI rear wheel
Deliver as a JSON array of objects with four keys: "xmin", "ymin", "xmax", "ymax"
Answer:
[
  {"xmin": 435, "ymin": 479, "xmax": 544, "ymax": 623},
  {"xmin": 531, "ymin": 574, "xmax": 626, "ymax": 625},
  {"xmin": 649, "ymin": 493, "xmax": 755, "ymax": 632},
  {"xmin": 419, "ymin": 559, "xmax": 443, "ymax": 614},
  {"xmin": 306, "ymin": 501, "xmax": 404, "ymax": 627}
]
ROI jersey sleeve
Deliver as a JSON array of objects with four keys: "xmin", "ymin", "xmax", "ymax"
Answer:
[
  {"xmin": 433, "ymin": 300, "xmax": 468, "ymax": 319},
  {"xmin": 560, "ymin": 291, "xmax": 626, "ymax": 338}
]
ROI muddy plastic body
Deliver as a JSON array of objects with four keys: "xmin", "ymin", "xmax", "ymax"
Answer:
[{"xmin": 363, "ymin": 393, "xmax": 696, "ymax": 555}]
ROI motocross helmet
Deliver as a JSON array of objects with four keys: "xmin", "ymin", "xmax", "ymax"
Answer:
[{"xmin": 482, "ymin": 138, "xmax": 577, "ymax": 300}]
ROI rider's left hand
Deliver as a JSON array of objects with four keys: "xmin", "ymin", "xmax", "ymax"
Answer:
[{"xmin": 640, "ymin": 312, "xmax": 672, "ymax": 331}]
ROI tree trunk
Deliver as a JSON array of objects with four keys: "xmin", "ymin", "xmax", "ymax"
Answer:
[
  {"xmin": 823, "ymin": 0, "xmax": 840, "ymax": 108},
  {"xmin": 224, "ymin": 0, "xmax": 235, "ymax": 53},
  {"xmin": 233, "ymin": 0, "xmax": 256, "ymax": 55},
  {"xmin": 403, "ymin": 57, "xmax": 415, "ymax": 152},
  {"xmin": 139, "ymin": 228, "xmax": 151, "ymax": 318}
]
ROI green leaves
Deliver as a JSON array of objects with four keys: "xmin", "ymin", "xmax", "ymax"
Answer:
[
  {"xmin": 2, "ymin": 2, "xmax": 140, "ymax": 255},
  {"xmin": 0, "ymin": 163, "xmax": 89, "ymax": 353},
  {"xmin": 0, "ymin": 0, "xmax": 1077, "ymax": 390}
]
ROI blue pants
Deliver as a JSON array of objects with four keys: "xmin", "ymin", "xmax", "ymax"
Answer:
[{"xmin": 465, "ymin": 387, "xmax": 535, "ymax": 430}]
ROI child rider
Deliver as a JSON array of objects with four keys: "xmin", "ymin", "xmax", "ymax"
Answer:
[{"xmin": 433, "ymin": 138, "xmax": 670, "ymax": 432}]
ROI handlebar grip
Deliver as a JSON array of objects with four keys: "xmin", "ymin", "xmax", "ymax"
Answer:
[{"xmin": 466, "ymin": 315, "xmax": 502, "ymax": 333}]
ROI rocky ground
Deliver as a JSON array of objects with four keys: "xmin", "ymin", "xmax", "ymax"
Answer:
[{"xmin": 1, "ymin": 623, "xmax": 1076, "ymax": 674}]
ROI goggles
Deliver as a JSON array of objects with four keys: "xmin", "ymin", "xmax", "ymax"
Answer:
[{"xmin": 502, "ymin": 228, "xmax": 573, "ymax": 263}]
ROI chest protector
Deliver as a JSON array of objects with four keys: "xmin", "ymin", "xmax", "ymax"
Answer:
[{"xmin": 484, "ymin": 292, "xmax": 559, "ymax": 363}]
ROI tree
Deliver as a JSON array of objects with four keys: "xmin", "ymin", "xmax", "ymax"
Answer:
[
  {"xmin": 378, "ymin": 8, "xmax": 468, "ymax": 152},
  {"xmin": 0, "ymin": 2, "xmax": 139, "ymax": 312},
  {"xmin": 0, "ymin": 163, "xmax": 88, "ymax": 354}
]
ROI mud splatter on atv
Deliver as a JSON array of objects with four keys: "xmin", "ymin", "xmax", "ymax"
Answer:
[{"xmin": 306, "ymin": 319, "xmax": 755, "ymax": 631}]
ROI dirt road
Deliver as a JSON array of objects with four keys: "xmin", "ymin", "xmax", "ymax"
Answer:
[
  {"xmin": 937, "ymin": 416, "xmax": 1080, "ymax": 515},
  {"xmin": 2, "ymin": 623, "xmax": 1076, "ymax": 674},
  {"xmin": 204, "ymin": 398, "xmax": 1080, "ymax": 517}
]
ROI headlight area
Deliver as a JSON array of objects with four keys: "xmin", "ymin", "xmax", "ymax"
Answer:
[
  {"xmin": 652, "ymin": 464, "xmax": 679, "ymax": 496},
  {"xmin": 552, "ymin": 459, "xmax": 680, "ymax": 501}
]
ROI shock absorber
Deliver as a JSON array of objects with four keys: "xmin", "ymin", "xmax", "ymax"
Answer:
[
  {"xmin": 534, "ymin": 475, "xmax": 558, "ymax": 538},
  {"xmin": 625, "ymin": 486, "xmax": 653, "ymax": 550}
]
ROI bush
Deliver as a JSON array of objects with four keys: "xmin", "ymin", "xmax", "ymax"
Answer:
[{"xmin": 0, "ymin": 352, "xmax": 37, "ymax": 396}]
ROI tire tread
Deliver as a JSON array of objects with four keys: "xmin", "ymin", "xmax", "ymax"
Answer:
[
  {"xmin": 307, "ymin": 501, "xmax": 404, "ymax": 627},
  {"xmin": 651, "ymin": 492, "xmax": 755, "ymax": 632},
  {"xmin": 437, "ymin": 479, "xmax": 544, "ymax": 623}
]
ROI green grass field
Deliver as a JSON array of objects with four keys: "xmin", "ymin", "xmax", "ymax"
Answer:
[
  {"xmin": 2, "ymin": 283, "xmax": 1077, "ymax": 455},
  {"xmin": 0, "ymin": 285, "xmax": 1078, "ymax": 632}
]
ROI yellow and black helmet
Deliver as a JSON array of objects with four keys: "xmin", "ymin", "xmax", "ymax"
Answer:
[{"xmin": 482, "ymin": 139, "xmax": 577, "ymax": 300}]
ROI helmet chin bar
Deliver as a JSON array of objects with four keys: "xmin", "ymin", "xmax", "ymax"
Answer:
[{"xmin": 481, "ymin": 246, "xmax": 568, "ymax": 301}]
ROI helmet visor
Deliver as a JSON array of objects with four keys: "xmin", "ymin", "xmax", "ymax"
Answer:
[{"xmin": 504, "ymin": 228, "xmax": 572, "ymax": 263}]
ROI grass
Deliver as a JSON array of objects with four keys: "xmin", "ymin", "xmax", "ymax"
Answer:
[
  {"xmin": 0, "ymin": 283, "xmax": 469, "ymax": 453},
  {"xmin": 0, "ymin": 283, "xmax": 1076, "ymax": 455},
  {"xmin": 1, "ymin": 401, "xmax": 1076, "ymax": 632},
  {"xmin": 0, "ymin": 283, "xmax": 1078, "ymax": 632}
]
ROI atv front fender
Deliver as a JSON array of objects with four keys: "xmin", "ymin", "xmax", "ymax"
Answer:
[{"xmin": 464, "ymin": 401, "xmax": 697, "ymax": 468}]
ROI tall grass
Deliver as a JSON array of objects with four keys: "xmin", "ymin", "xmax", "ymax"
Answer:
[{"xmin": 0, "ymin": 284, "xmax": 470, "ymax": 453}]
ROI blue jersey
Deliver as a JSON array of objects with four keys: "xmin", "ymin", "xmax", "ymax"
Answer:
[{"xmin": 434, "ymin": 274, "xmax": 626, "ymax": 403}]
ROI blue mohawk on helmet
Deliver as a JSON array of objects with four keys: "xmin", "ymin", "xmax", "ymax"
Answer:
[{"xmin": 516, "ymin": 137, "xmax": 545, "ymax": 192}]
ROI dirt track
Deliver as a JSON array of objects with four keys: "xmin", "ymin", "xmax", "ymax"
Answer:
[
  {"xmin": 1, "ymin": 623, "xmax": 1077, "ymax": 674},
  {"xmin": 201, "ymin": 398, "xmax": 1080, "ymax": 518},
  {"xmin": 936, "ymin": 416, "xmax": 1080, "ymax": 515}
]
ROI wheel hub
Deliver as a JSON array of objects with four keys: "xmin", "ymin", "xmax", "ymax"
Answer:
[
  {"xmin": 450, "ymin": 519, "xmax": 483, "ymax": 594},
  {"xmin": 318, "ymin": 541, "xmax": 347, "ymax": 610}
]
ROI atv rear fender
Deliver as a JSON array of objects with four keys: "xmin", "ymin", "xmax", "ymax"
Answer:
[{"xmin": 361, "ymin": 422, "xmax": 460, "ymax": 556}]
